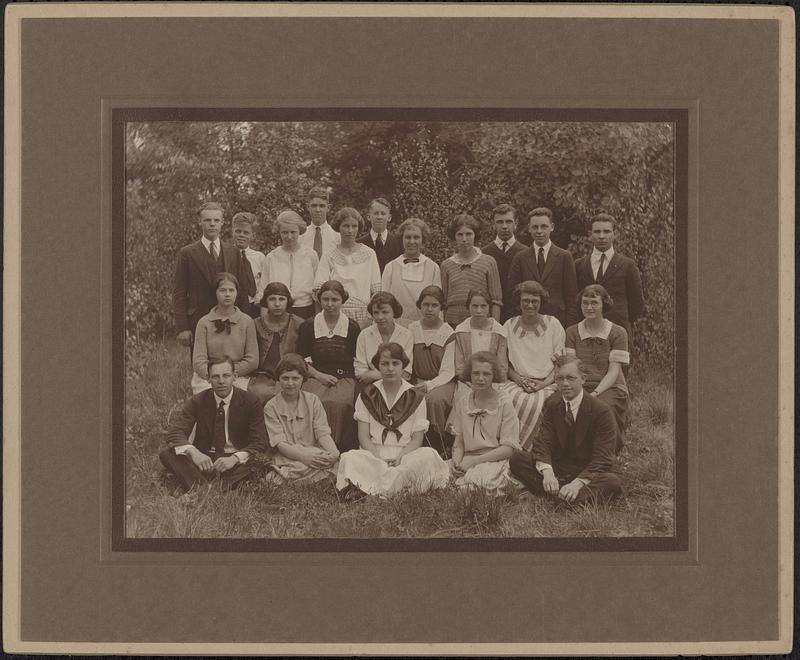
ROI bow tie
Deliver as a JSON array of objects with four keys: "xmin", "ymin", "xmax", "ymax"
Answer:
[
  {"xmin": 403, "ymin": 258, "xmax": 420, "ymax": 264},
  {"xmin": 467, "ymin": 408, "xmax": 489, "ymax": 418},
  {"xmin": 213, "ymin": 318, "xmax": 232, "ymax": 334},
  {"xmin": 459, "ymin": 263, "xmax": 472, "ymax": 271}
]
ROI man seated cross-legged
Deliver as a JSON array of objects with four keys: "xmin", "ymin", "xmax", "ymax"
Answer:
[
  {"xmin": 159, "ymin": 356, "xmax": 268, "ymax": 493},
  {"xmin": 509, "ymin": 354, "xmax": 622, "ymax": 506}
]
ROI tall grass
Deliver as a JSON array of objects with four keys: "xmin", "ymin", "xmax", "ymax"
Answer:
[{"xmin": 124, "ymin": 341, "xmax": 676, "ymax": 539}]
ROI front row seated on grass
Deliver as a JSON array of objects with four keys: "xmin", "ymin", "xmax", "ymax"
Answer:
[{"xmin": 159, "ymin": 347, "xmax": 622, "ymax": 506}]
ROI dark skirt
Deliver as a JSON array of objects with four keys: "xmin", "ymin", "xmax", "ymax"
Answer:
[{"xmin": 302, "ymin": 376, "xmax": 357, "ymax": 452}]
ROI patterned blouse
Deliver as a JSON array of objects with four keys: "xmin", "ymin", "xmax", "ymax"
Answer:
[
  {"xmin": 565, "ymin": 319, "xmax": 630, "ymax": 393},
  {"xmin": 440, "ymin": 249, "xmax": 503, "ymax": 325}
]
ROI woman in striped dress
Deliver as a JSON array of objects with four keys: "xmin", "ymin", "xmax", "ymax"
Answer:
[
  {"xmin": 440, "ymin": 214, "xmax": 503, "ymax": 326},
  {"xmin": 500, "ymin": 281, "xmax": 565, "ymax": 451}
]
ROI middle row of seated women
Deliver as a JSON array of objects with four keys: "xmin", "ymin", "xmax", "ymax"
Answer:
[{"xmin": 190, "ymin": 271, "xmax": 631, "ymax": 458}]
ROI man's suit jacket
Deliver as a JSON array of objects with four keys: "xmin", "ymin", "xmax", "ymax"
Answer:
[
  {"xmin": 532, "ymin": 392, "xmax": 617, "ymax": 481},
  {"xmin": 167, "ymin": 387, "xmax": 268, "ymax": 456},
  {"xmin": 172, "ymin": 240, "xmax": 253, "ymax": 334},
  {"xmin": 357, "ymin": 231, "xmax": 403, "ymax": 274},
  {"xmin": 507, "ymin": 244, "xmax": 579, "ymax": 328},
  {"xmin": 482, "ymin": 239, "xmax": 528, "ymax": 321},
  {"xmin": 575, "ymin": 252, "xmax": 644, "ymax": 334}
]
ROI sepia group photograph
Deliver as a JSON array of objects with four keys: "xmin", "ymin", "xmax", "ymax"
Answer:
[{"xmin": 117, "ymin": 110, "xmax": 685, "ymax": 550}]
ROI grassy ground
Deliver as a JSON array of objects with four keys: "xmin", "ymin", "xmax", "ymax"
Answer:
[{"xmin": 125, "ymin": 340, "xmax": 675, "ymax": 539}]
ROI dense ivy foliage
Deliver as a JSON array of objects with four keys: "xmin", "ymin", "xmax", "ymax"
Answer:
[{"xmin": 125, "ymin": 121, "xmax": 674, "ymax": 368}]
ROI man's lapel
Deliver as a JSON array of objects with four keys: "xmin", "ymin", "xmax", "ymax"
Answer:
[
  {"xmin": 540, "ymin": 245, "xmax": 557, "ymax": 282},
  {"xmin": 600, "ymin": 253, "xmax": 620, "ymax": 283},
  {"xmin": 573, "ymin": 395, "xmax": 590, "ymax": 449},
  {"xmin": 188, "ymin": 241, "xmax": 215, "ymax": 286}
]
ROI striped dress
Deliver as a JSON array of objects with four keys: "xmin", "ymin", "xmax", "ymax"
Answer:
[{"xmin": 440, "ymin": 249, "xmax": 503, "ymax": 326}]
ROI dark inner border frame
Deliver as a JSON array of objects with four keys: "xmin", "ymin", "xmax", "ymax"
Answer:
[{"xmin": 111, "ymin": 107, "xmax": 688, "ymax": 553}]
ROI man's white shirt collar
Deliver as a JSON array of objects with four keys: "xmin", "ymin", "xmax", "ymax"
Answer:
[
  {"xmin": 494, "ymin": 235, "xmax": 517, "ymax": 250},
  {"xmin": 563, "ymin": 388, "xmax": 584, "ymax": 416},
  {"xmin": 370, "ymin": 229, "xmax": 389, "ymax": 243},
  {"xmin": 532, "ymin": 240, "xmax": 552, "ymax": 258},
  {"xmin": 591, "ymin": 245, "xmax": 615, "ymax": 263},
  {"xmin": 201, "ymin": 236, "xmax": 221, "ymax": 254}
]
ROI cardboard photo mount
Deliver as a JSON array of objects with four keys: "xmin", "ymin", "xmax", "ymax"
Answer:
[{"xmin": 3, "ymin": 3, "xmax": 793, "ymax": 655}]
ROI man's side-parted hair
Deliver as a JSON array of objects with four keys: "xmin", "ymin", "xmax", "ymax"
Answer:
[
  {"xmin": 492, "ymin": 203, "xmax": 517, "ymax": 219},
  {"xmin": 370, "ymin": 341, "xmax": 411, "ymax": 370},
  {"xmin": 590, "ymin": 212, "xmax": 617, "ymax": 230},
  {"xmin": 552, "ymin": 353, "xmax": 588, "ymax": 376},
  {"xmin": 528, "ymin": 207, "xmax": 553, "ymax": 222},
  {"xmin": 197, "ymin": 201, "xmax": 224, "ymax": 216},
  {"xmin": 207, "ymin": 355, "xmax": 236, "ymax": 374},
  {"xmin": 446, "ymin": 213, "xmax": 481, "ymax": 241},
  {"xmin": 275, "ymin": 353, "xmax": 309, "ymax": 380},
  {"xmin": 368, "ymin": 197, "xmax": 392, "ymax": 213},
  {"xmin": 367, "ymin": 291, "xmax": 403, "ymax": 319},
  {"xmin": 231, "ymin": 211, "xmax": 257, "ymax": 227},
  {"xmin": 307, "ymin": 186, "xmax": 330, "ymax": 202},
  {"xmin": 460, "ymin": 350, "xmax": 501, "ymax": 383}
]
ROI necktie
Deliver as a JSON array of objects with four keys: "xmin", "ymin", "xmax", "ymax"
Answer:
[
  {"xmin": 597, "ymin": 252, "xmax": 606, "ymax": 281},
  {"xmin": 565, "ymin": 403, "xmax": 575, "ymax": 453},
  {"xmin": 241, "ymin": 249, "xmax": 256, "ymax": 297},
  {"xmin": 313, "ymin": 226, "xmax": 322, "ymax": 259},
  {"xmin": 375, "ymin": 235, "xmax": 384, "ymax": 252},
  {"xmin": 213, "ymin": 399, "xmax": 226, "ymax": 456},
  {"xmin": 501, "ymin": 241, "xmax": 508, "ymax": 253},
  {"xmin": 537, "ymin": 247, "xmax": 545, "ymax": 274},
  {"xmin": 209, "ymin": 241, "xmax": 218, "ymax": 262},
  {"xmin": 565, "ymin": 404, "xmax": 575, "ymax": 427}
]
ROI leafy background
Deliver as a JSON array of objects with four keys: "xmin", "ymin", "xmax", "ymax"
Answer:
[{"xmin": 125, "ymin": 121, "xmax": 674, "ymax": 369}]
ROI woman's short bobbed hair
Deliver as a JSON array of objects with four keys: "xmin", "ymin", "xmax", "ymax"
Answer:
[
  {"xmin": 370, "ymin": 341, "xmax": 411, "ymax": 370},
  {"xmin": 259, "ymin": 281, "xmax": 293, "ymax": 309},
  {"xmin": 512, "ymin": 280, "xmax": 550, "ymax": 310},
  {"xmin": 332, "ymin": 207, "xmax": 364, "ymax": 233},
  {"xmin": 367, "ymin": 291, "xmax": 403, "ymax": 319},
  {"xmin": 317, "ymin": 279, "xmax": 349, "ymax": 304},
  {"xmin": 446, "ymin": 213, "xmax": 481, "ymax": 241},
  {"xmin": 460, "ymin": 350, "xmax": 501, "ymax": 383},
  {"xmin": 576, "ymin": 284, "xmax": 614, "ymax": 314},
  {"xmin": 275, "ymin": 353, "xmax": 309, "ymax": 380},
  {"xmin": 214, "ymin": 272, "xmax": 240, "ymax": 292},
  {"xmin": 397, "ymin": 217, "xmax": 430, "ymax": 242},
  {"xmin": 415, "ymin": 285, "xmax": 446, "ymax": 310}
]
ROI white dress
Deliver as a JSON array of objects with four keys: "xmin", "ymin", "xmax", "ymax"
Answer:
[
  {"xmin": 314, "ymin": 244, "xmax": 381, "ymax": 326},
  {"xmin": 336, "ymin": 380, "xmax": 450, "ymax": 496},
  {"xmin": 380, "ymin": 254, "xmax": 441, "ymax": 326}
]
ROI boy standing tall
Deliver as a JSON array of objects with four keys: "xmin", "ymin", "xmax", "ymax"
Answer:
[
  {"xmin": 357, "ymin": 197, "xmax": 403, "ymax": 274},
  {"xmin": 575, "ymin": 213, "xmax": 644, "ymax": 344},
  {"xmin": 507, "ymin": 207, "xmax": 578, "ymax": 328},
  {"xmin": 231, "ymin": 211, "xmax": 266, "ymax": 318},
  {"xmin": 481, "ymin": 203, "xmax": 527, "ymax": 321},
  {"xmin": 172, "ymin": 202, "xmax": 251, "ymax": 353},
  {"xmin": 298, "ymin": 186, "xmax": 339, "ymax": 259}
]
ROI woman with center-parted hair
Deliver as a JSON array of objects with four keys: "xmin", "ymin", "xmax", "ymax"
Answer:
[
  {"xmin": 313, "ymin": 207, "xmax": 381, "ymax": 329},
  {"xmin": 354, "ymin": 292, "xmax": 414, "ymax": 387},
  {"xmin": 440, "ymin": 214, "xmax": 503, "ymax": 326},
  {"xmin": 499, "ymin": 280, "xmax": 565, "ymax": 451},
  {"xmin": 247, "ymin": 281, "xmax": 305, "ymax": 406},
  {"xmin": 336, "ymin": 342, "xmax": 450, "ymax": 500},
  {"xmin": 263, "ymin": 353, "xmax": 340, "ymax": 484},
  {"xmin": 297, "ymin": 279, "xmax": 361, "ymax": 452},
  {"xmin": 191, "ymin": 272, "xmax": 258, "ymax": 394},
  {"xmin": 260, "ymin": 209, "xmax": 319, "ymax": 320},
  {"xmin": 564, "ymin": 284, "xmax": 630, "ymax": 453},
  {"xmin": 380, "ymin": 217, "xmax": 442, "ymax": 327}
]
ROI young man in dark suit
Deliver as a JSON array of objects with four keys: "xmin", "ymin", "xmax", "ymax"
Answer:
[
  {"xmin": 481, "ymin": 203, "xmax": 528, "ymax": 322},
  {"xmin": 159, "ymin": 357, "xmax": 268, "ymax": 493},
  {"xmin": 172, "ymin": 202, "xmax": 253, "ymax": 354},
  {"xmin": 507, "ymin": 207, "xmax": 579, "ymax": 328},
  {"xmin": 357, "ymin": 197, "xmax": 403, "ymax": 274},
  {"xmin": 575, "ymin": 213, "xmax": 645, "ymax": 344},
  {"xmin": 509, "ymin": 355, "xmax": 622, "ymax": 505}
]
